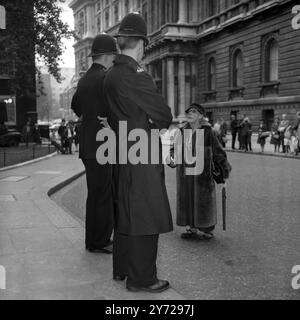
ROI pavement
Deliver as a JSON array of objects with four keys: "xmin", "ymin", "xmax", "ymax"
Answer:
[
  {"xmin": 53, "ymin": 153, "xmax": 300, "ymax": 300},
  {"xmin": 0, "ymin": 153, "xmax": 184, "ymax": 300},
  {"xmin": 1, "ymin": 147, "xmax": 300, "ymax": 300}
]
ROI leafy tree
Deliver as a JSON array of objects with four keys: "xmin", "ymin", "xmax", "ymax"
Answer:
[{"xmin": 0, "ymin": 0, "xmax": 74, "ymax": 95}]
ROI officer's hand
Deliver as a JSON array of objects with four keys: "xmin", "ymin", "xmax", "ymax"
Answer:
[{"xmin": 97, "ymin": 117, "xmax": 110, "ymax": 129}]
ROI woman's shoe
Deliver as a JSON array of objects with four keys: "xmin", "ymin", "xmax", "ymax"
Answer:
[
  {"xmin": 203, "ymin": 232, "xmax": 214, "ymax": 240},
  {"xmin": 181, "ymin": 229, "xmax": 197, "ymax": 239}
]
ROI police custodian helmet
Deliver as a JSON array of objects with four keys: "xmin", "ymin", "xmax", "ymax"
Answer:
[
  {"xmin": 116, "ymin": 13, "xmax": 149, "ymax": 45},
  {"xmin": 88, "ymin": 34, "xmax": 118, "ymax": 57}
]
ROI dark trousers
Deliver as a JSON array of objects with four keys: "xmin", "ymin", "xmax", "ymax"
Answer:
[
  {"xmin": 232, "ymin": 133, "xmax": 237, "ymax": 149},
  {"xmin": 247, "ymin": 135, "xmax": 252, "ymax": 151},
  {"xmin": 83, "ymin": 159, "xmax": 114, "ymax": 249},
  {"xmin": 113, "ymin": 233, "xmax": 159, "ymax": 287}
]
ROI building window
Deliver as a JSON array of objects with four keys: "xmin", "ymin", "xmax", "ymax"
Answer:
[
  {"xmin": 203, "ymin": 54, "xmax": 217, "ymax": 102},
  {"xmin": 232, "ymin": 49, "xmax": 243, "ymax": 87},
  {"xmin": 229, "ymin": 46, "xmax": 244, "ymax": 100},
  {"xmin": 208, "ymin": 57, "xmax": 216, "ymax": 91},
  {"xmin": 261, "ymin": 33, "xmax": 280, "ymax": 97},
  {"xmin": 265, "ymin": 38, "xmax": 279, "ymax": 82},
  {"xmin": 78, "ymin": 11, "xmax": 85, "ymax": 37}
]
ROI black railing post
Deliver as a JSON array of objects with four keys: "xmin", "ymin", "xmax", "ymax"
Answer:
[
  {"xmin": 33, "ymin": 144, "xmax": 35, "ymax": 160},
  {"xmin": 3, "ymin": 148, "xmax": 6, "ymax": 167}
]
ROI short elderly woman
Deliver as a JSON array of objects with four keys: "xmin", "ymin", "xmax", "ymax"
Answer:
[{"xmin": 169, "ymin": 104, "xmax": 229, "ymax": 240}]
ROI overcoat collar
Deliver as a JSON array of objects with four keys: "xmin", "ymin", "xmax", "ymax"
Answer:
[
  {"xmin": 114, "ymin": 54, "xmax": 140, "ymax": 71},
  {"xmin": 91, "ymin": 63, "xmax": 106, "ymax": 71}
]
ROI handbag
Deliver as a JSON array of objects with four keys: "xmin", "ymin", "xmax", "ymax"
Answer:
[{"xmin": 211, "ymin": 131, "xmax": 232, "ymax": 184}]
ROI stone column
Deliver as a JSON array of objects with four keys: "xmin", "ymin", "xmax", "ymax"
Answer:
[
  {"xmin": 167, "ymin": 57, "xmax": 175, "ymax": 117},
  {"xmin": 178, "ymin": 0, "xmax": 188, "ymax": 23},
  {"xmin": 162, "ymin": 59, "xmax": 167, "ymax": 99},
  {"xmin": 192, "ymin": 0, "xmax": 199, "ymax": 22},
  {"xmin": 148, "ymin": 63, "xmax": 154, "ymax": 78},
  {"xmin": 185, "ymin": 58, "xmax": 191, "ymax": 107},
  {"xmin": 191, "ymin": 58, "xmax": 198, "ymax": 103},
  {"xmin": 178, "ymin": 57, "xmax": 186, "ymax": 118},
  {"xmin": 220, "ymin": 0, "xmax": 227, "ymax": 12}
]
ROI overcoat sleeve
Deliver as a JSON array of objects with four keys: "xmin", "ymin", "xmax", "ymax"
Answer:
[
  {"xmin": 71, "ymin": 90, "xmax": 82, "ymax": 118},
  {"xmin": 123, "ymin": 71, "xmax": 173, "ymax": 130}
]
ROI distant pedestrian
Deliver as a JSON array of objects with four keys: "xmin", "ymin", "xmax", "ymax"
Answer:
[
  {"xmin": 66, "ymin": 122, "xmax": 74, "ymax": 154},
  {"xmin": 237, "ymin": 114, "xmax": 246, "ymax": 150},
  {"xmin": 58, "ymin": 119, "xmax": 68, "ymax": 153},
  {"xmin": 278, "ymin": 114, "xmax": 290, "ymax": 153},
  {"xmin": 257, "ymin": 120, "xmax": 269, "ymax": 153},
  {"xmin": 294, "ymin": 111, "xmax": 300, "ymax": 155},
  {"xmin": 270, "ymin": 118, "xmax": 281, "ymax": 153},
  {"xmin": 74, "ymin": 121, "xmax": 81, "ymax": 153},
  {"xmin": 246, "ymin": 117, "xmax": 253, "ymax": 152},
  {"xmin": 33, "ymin": 124, "xmax": 41, "ymax": 145},
  {"xmin": 240, "ymin": 117, "xmax": 252, "ymax": 152},
  {"xmin": 230, "ymin": 114, "xmax": 238, "ymax": 150},
  {"xmin": 220, "ymin": 118, "xmax": 228, "ymax": 148},
  {"xmin": 22, "ymin": 121, "xmax": 32, "ymax": 147},
  {"xmin": 213, "ymin": 119, "xmax": 223, "ymax": 145}
]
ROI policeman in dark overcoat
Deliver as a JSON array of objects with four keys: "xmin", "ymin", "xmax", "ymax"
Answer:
[
  {"xmin": 71, "ymin": 34, "xmax": 118, "ymax": 253},
  {"xmin": 104, "ymin": 13, "xmax": 173, "ymax": 293}
]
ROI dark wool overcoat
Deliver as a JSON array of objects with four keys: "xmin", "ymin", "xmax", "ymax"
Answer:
[
  {"xmin": 175, "ymin": 122, "xmax": 227, "ymax": 229},
  {"xmin": 104, "ymin": 54, "xmax": 173, "ymax": 236}
]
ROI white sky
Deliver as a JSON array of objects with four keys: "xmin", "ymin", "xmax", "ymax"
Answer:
[{"xmin": 59, "ymin": 0, "xmax": 75, "ymax": 68}]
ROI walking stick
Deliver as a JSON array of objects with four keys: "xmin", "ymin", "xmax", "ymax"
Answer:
[{"xmin": 222, "ymin": 185, "xmax": 227, "ymax": 231}]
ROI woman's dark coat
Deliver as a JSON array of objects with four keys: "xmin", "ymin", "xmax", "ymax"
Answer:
[{"xmin": 174, "ymin": 122, "xmax": 228, "ymax": 229}]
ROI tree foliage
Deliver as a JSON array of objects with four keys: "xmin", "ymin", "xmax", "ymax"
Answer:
[
  {"xmin": 35, "ymin": 0, "xmax": 75, "ymax": 83},
  {"xmin": 0, "ymin": 0, "xmax": 74, "ymax": 96}
]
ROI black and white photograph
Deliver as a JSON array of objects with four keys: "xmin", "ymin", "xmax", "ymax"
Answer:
[{"xmin": 0, "ymin": 0, "xmax": 300, "ymax": 304}]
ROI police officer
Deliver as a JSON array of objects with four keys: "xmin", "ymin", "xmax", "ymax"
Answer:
[
  {"xmin": 104, "ymin": 13, "xmax": 173, "ymax": 293},
  {"xmin": 71, "ymin": 34, "xmax": 118, "ymax": 254}
]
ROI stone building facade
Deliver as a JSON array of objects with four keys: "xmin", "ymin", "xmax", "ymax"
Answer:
[{"xmin": 70, "ymin": 0, "xmax": 300, "ymax": 128}]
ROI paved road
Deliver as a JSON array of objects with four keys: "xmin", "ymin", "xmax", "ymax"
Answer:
[{"xmin": 52, "ymin": 153, "xmax": 300, "ymax": 300}]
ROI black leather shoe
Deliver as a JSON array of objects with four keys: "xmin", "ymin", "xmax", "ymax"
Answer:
[
  {"xmin": 127, "ymin": 280, "xmax": 170, "ymax": 293},
  {"xmin": 86, "ymin": 247, "xmax": 113, "ymax": 254},
  {"xmin": 113, "ymin": 275, "xmax": 126, "ymax": 282},
  {"xmin": 86, "ymin": 241, "xmax": 113, "ymax": 254}
]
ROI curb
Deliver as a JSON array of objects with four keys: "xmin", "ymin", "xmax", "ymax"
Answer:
[
  {"xmin": 47, "ymin": 170, "xmax": 86, "ymax": 197},
  {"xmin": 226, "ymin": 149, "xmax": 300, "ymax": 160},
  {"xmin": 0, "ymin": 152, "xmax": 58, "ymax": 172}
]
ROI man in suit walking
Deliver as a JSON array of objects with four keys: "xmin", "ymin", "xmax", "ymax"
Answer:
[
  {"xmin": 71, "ymin": 34, "xmax": 118, "ymax": 254},
  {"xmin": 104, "ymin": 13, "xmax": 173, "ymax": 293}
]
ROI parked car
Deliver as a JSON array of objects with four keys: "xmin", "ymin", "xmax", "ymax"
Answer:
[{"xmin": 0, "ymin": 129, "xmax": 22, "ymax": 147}]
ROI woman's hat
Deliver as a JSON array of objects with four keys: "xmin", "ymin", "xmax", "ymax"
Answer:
[{"xmin": 185, "ymin": 103, "xmax": 206, "ymax": 116}]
